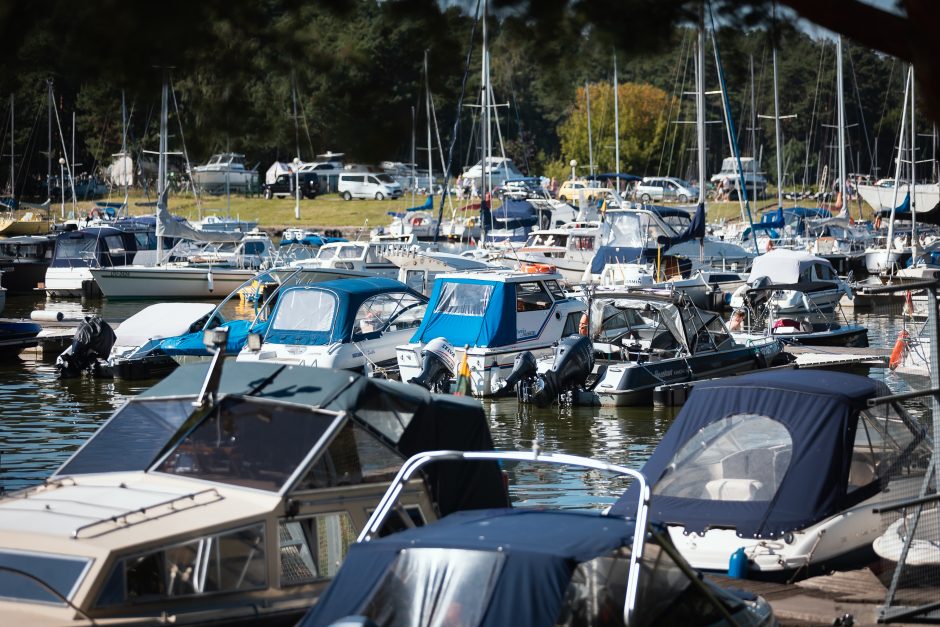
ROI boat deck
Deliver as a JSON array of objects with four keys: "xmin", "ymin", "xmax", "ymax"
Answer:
[{"xmin": 708, "ymin": 568, "xmax": 936, "ymax": 626}]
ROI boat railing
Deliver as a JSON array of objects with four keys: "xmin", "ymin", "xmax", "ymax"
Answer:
[
  {"xmin": 358, "ymin": 445, "xmax": 651, "ymax": 627},
  {"xmin": 70, "ymin": 487, "xmax": 223, "ymax": 539}
]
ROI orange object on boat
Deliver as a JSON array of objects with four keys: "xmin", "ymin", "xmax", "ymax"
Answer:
[
  {"xmin": 521, "ymin": 262, "xmax": 556, "ymax": 274},
  {"xmin": 889, "ymin": 329, "xmax": 909, "ymax": 370}
]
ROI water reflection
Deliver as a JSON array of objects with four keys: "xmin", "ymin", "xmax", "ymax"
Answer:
[{"xmin": 0, "ymin": 291, "xmax": 933, "ymax": 510}]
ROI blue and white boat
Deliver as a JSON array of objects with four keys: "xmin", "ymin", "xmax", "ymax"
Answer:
[
  {"xmin": 44, "ymin": 225, "xmax": 157, "ymax": 297},
  {"xmin": 237, "ymin": 277, "xmax": 427, "ymax": 375},
  {"xmin": 396, "ymin": 269, "xmax": 585, "ymax": 396},
  {"xmin": 612, "ymin": 370, "xmax": 931, "ymax": 580}
]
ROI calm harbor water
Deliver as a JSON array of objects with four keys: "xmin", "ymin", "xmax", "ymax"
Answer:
[{"xmin": 0, "ymin": 292, "xmax": 927, "ymax": 510}]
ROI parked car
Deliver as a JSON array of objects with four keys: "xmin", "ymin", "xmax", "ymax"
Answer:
[
  {"xmin": 495, "ymin": 177, "xmax": 549, "ymax": 200},
  {"xmin": 634, "ymin": 176, "xmax": 699, "ymax": 204},
  {"xmin": 262, "ymin": 171, "xmax": 320, "ymax": 200},
  {"xmin": 338, "ymin": 172, "xmax": 403, "ymax": 200},
  {"xmin": 557, "ymin": 179, "xmax": 610, "ymax": 203}
]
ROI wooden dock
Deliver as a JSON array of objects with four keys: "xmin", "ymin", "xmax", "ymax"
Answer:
[{"xmin": 708, "ymin": 568, "xmax": 933, "ymax": 626}]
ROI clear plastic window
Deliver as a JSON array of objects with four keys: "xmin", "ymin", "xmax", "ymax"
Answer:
[
  {"xmin": 434, "ymin": 283, "xmax": 492, "ymax": 316},
  {"xmin": 296, "ymin": 422, "xmax": 404, "ymax": 490},
  {"xmin": 104, "ymin": 235, "xmax": 127, "ymax": 254},
  {"xmin": 516, "ymin": 282, "xmax": 552, "ymax": 312},
  {"xmin": 270, "ymin": 289, "xmax": 337, "ymax": 332},
  {"xmin": 654, "ymin": 414, "xmax": 793, "ymax": 502},
  {"xmin": 279, "ymin": 513, "xmax": 358, "ymax": 585},
  {"xmin": 56, "ymin": 237, "xmax": 98, "ymax": 260},
  {"xmin": 360, "ymin": 548, "xmax": 505, "ymax": 627}
]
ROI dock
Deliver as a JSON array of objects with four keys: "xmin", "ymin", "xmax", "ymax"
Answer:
[
  {"xmin": 653, "ymin": 345, "xmax": 888, "ymax": 406},
  {"xmin": 708, "ymin": 569, "xmax": 932, "ymax": 626}
]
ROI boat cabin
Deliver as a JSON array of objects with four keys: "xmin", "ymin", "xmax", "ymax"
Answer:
[
  {"xmin": 0, "ymin": 363, "xmax": 506, "ymax": 624},
  {"xmin": 201, "ymin": 153, "xmax": 247, "ymax": 170},
  {"xmin": 49, "ymin": 227, "xmax": 141, "ymax": 270}
]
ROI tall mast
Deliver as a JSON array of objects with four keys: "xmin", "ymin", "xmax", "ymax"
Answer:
[
  {"xmin": 696, "ymin": 15, "xmax": 706, "ymax": 206},
  {"xmin": 47, "ymin": 80, "xmax": 53, "ymax": 204},
  {"xmin": 425, "ymin": 50, "xmax": 433, "ymax": 196},
  {"xmin": 773, "ymin": 48, "xmax": 784, "ymax": 210},
  {"xmin": 156, "ymin": 74, "xmax": 169, "ymax": 263},
  {"xmin": 836, "ymin": 35, "xmax": 847, "ymax": 216},
  {"xmin": 613, "ymin": 52, "xmax": 620, "ymax": 186},
  {"xmin": 911, "ymin": 67, "xmax": 918, "ymax": 263},
  {"xmin": 121, "ymin": 90, "xmax": 128, "ymax": 206},
  {"xmin": 481, "ymin": 0, "xmax": 490, "ymax": 203},
  {"xmin": 8, "ymin": 95, "xmax": 14, "ymax": 201},
  {"xmin": 885, "ymin": 66, "xmax": 911, "ymax": 268},
  {"xmin": 586, "ymin": 82, "xmax": 594, "ymax": 177},
  {"xmin": 750, "ymin": 56, "xmax": 758, "ymax": 206},
  {"xmin": 291, "ymin": 70, "xmax": 300, "ymax": 161}
]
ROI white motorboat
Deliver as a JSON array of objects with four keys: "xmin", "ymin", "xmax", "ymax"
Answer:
[
  {"xmin": 383, "ymin": 247, "xmax": 497, "ymax": 295},
  {"xmin": 729, "ymin": 249, "xmax": 853, "ymax": 314},
  {"xmin": 499, "ymin": 221, "xmax": 602, "ymax": 283},
  {"xmin": 190, "ymin": 152, "xmax": 257, "ymax": 193},
  {"xmin": 192, "ymin": 214, "xmax": 258, "ymax": 233},
  {"xmin": 44, "ymin": 224, "xmax": 154, "ymax": 298},
  {"xmin": 396, "ymin": 268, "xmax": 585, "ymax": 396},
  {"xmin": 0, "ymin": 345, "xmax": 507, "ymax": 625},
  {"xmin": 611, "ymin": 369, "xmax": 931, "ymax": 580},
  {"xmin": 237, "ymin": 277, "xmax": 428, "ymax": 376},
  {"xmin": 290, "ymin": 240, "xmax": 401, "ymax": 278}
]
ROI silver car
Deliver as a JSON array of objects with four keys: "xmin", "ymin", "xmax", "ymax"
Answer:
[{"xmin": 634, "ymin": 176, "xmax": 699, "ymax": 204}]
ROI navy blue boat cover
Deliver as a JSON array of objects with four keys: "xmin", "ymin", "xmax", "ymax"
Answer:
[
  {"xmin": 611, "ymin": 370, "xmax": 886, "ymax": 538},
  {"xmin": 301, "ymin": 509, "xmax": 636, "ymax": 627},
  {"xmin": 589, "ymin": 246, "xmax": 656, "ymax": 274}
]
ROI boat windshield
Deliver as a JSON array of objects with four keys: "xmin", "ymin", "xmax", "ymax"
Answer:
[
  {"xmin": 318, "ymin": 244, "xmax": 365, "ymax": 261},
  {"xmin": 270, "ymin": 289, "xmax": 337, "ymax": 332},
  {"xmin": 434, "ymin": 282, "xmax": 493, "ymax": 317},
  {"xmin": 653, "ymin": 414, "xmax": 793, "ymax": 502},
  {"xmin": 605, "ymin": 212, "xmax": 673, "ymax": 247},
  {"xmin": 55, "ymin": 237, "xmax": 98, "ymax": 261},
  {"xmin": 154, "ymin": 396, "xmax": 336, "ymax": 492},
  {"xmin": 526, "ymin": 232, "xmax": 568, "ymax": 248}
]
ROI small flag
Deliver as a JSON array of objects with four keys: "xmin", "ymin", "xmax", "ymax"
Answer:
[{"xmin": 454, "ymin": 350, "xmax": 471, "ymax": 396}]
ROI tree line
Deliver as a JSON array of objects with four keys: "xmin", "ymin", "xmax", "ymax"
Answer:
[{"xmin": 0, "ymin": 0, "xmax": 919, "ymax": 198}]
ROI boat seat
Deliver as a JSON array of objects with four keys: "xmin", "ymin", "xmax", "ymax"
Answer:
[{"xmin": 705, "ymin": 478, "xmax": 764, "ymax": 501}]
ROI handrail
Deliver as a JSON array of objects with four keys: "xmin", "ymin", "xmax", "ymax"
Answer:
[
  {"xmin": 357, "ymin": 447, "xmax": 651, "ymax": 627},
  {"xmin": 71, "ymin": 488, "xmax": 222, "ymax": 539}
]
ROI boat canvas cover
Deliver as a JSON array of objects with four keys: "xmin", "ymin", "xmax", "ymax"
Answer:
[
  {"xmin": 301, "ymin": 509, "xmax": 637, "ymax": 627},
  {"xmin": 410, "ymin": 277, "xmax": 517, "ymax": 348},
  {"xmin": 58, "ymin": 362, "xmax": 507, "ymax": 516},
  {"xmin": 611, "ymin": 370, "xmax": 885, "ymax": 537},
  {"xmin": 661, "ymin": 202, "xmax": 706, "ymax": 248},
  {"xmin": 747, "ymin": 249, "xmax": 833, "ymax": 284},
  {"xmin": 265, "ymin": 277, "xmax": 423, "ymax": 346},
  {"xmin": 265, "ymin": 161, "xmax": 292, "ymax": 184},
  {"xmin": 590, "ymin": 296, "xmax": 688, "ymax": 352},
  {"xmin": 113, "ymin": 303, "xmax": 215, "ymax": 349},
  {"xmin": 155, "ymin": 189, "xmax": 243, "ymax": 243},
  {"xmin": 588, "ymin": 246, "xmax": 655, "ymax": 274}
]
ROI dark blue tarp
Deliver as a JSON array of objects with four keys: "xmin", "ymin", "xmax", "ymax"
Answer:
[
  {"xmin": 876, "ymin": 192, "xmax": 911, "ymax": 217},
  {"xmin": 300, "ymin": 509, "xmax": 636, "ymax": 627},
  {"xmin": 410, "ymin": 277, "xmax": 517, "ymax": 347},
  {"xmin": 589, "ymin": 246, "xmax": 656, "ymax": 275},
  {"xmin": 660, "ymin": 202, "xmax": 706, "ymax": 248},
  {"xmin": 587, "ymin": 172, "xmax": 642, "ymax": 182},
  {"xmin": 490, "ymin": 198, "xmax": 539, "ymax": 229},
  {"xmin": 611, "ymin": 370, "xmax": 887, "ymax": 538},
  {"xmin": 405, "ymin": 195, "xmax": 434, "ymax": 212}
]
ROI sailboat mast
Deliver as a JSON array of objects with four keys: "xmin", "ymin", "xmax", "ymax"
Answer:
[
  {"xmin": 47, "ymin": 80, "xmax": 52, "ymax": 204},
  {"xmin": 613, "ymin": 53, "xmax": 620, "ymax": 188},
  {"xmin": 836, "ymin": 36, "xmax": 847, "ymax": 216},
  {"xmin": 9, "ymin": 95, "xmax": 14, "ymax": 201},
  {"xmin": 750, "ymin": 56, "xmax": 757, "ymax": 207},
  {"xmin": 773, "ymin": 48, "xmax": 784, "ymax": 210},
  {"xmin": 156, "ymin": 76, "xmax": 169, "ymax": 261},
  {"xmin": 911, "ymin": 67, "xmax": 917, "ymax": 263},
  {"xmin": 696, "ymin": 19, "xmax": 706, "ymax": 206},
  {"xmin": 586, "ymin": 82, "xmax": 594, "ymax": 178},
  {"xmin": 121, "ymin": 90, "xmax": 128, "ymax": 207},
  {"xmin": 425, "ymin": 51, "xmax": 433, "ymax": 196},
  {"xmin": 291, "ymin": 71, "xmax": 300, "ymax": 161},
  {"xmin": 885, "ymin": 66, "xmax": 912, "ymax": 267},
  {"xmin": 481, "ymin": 0, "xmax": 490, "ymax": 203}
]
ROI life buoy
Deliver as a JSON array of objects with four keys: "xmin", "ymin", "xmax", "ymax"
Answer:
[
  {"xmin": 521, "ymin": 262, "xmax": 556, "ymax": 274},
  {"xmin": 889, "ymin": 329, "xmax": 909, "ymax": 370}
]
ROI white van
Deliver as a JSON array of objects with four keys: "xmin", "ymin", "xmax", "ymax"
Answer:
[{"xmin": 338, "ymin": 173, "xmax": 404, "ymax": 200}]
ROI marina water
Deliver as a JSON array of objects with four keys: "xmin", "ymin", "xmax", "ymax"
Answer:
[{"xmin": 0, "ymin": 293, "xmax": 925, "ymax": 509}]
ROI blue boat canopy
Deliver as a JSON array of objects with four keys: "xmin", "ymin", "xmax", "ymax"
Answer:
[
  {"xmin": 405, "ymin": 195, "xmax": 433, "ymax": 212},
  {"xmin": 589, "ymin": 245, "xmax": 656, "ymax": 274},
  {"xmin": 301, "ymin": 509, "xmax": 638, "ymax": 627},
  {"xmin": 265, "ymin": 277, "xmax": 424, "ymax": 346},
  {"xmin": 411, "ymin": 277, "xmax": 518, "ymax": 347},
  {"xmin": 611, "ymin": 370, "xmax": 926, "ymax": 538}
]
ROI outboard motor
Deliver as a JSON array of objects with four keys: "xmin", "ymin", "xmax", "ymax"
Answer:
[
  {"xmin": 409, "ymin": 337, "xmax": 457, "ymax": 393},
  {"xmin": 56, "ymin": 315, "xmax": 117, "ymax": 378},
  {"xmin": 500, "ymin": 351, "xmax": 538, "ymax": 394},
  {"xmin": 522, "ymin": 335, "xmax": 595, "ymax": 407}
]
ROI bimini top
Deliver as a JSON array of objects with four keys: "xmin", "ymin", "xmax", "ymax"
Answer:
[
  {"xmin": 301, "ymin": 509, "xmax": 637, "ymax": 627},
  {"xmin": 264, "ymin": 276, "xmax": 425, "ymax": 346},
  {"xmin": 56, "ymin": 362, "xmax": 506, "ymax": 516},
  {"xmin": 611, "ymin": 370, "xmax": 924, "ymax": 538},
  {"xmin": 410, "ymin": 272, "xmax": 566, "ymax": 348},
  {"xmin": 747, "ymin": 248, "xmax": 835, "ymax": 284}
]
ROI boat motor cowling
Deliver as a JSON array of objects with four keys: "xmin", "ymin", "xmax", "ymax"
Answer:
[
  {"xmin": 501, "ymin": 350, "xmax": 538, "ymax": 393},
  {"xmin": 409, "ymin": 337, "xmax": 457, "ymax": 393},
  {"xmin": 56, "ymin": 315, "xmax": 117, "ymax": 378},
  {"xmin": 524, "ymin": 335, "xmax": 595, "ymax": 407}
]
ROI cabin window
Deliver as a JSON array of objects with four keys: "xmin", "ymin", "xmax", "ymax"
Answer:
[
  {"xmin": 97, "ymin": 523, "xmax": 267, "ymax": 606},
  {"xmin": 278, "ymin": 513, "xmax": 357, "ymax": 585},
  {"xmin": 360, "ymin": 548, "xmax": 505, "ymax": 627},
  {"xmin": 270, "ymin": 289, "xmax": 337, "ymax": 332},
  {"xmin": 849, "ymin": 404, "xmax": 929, "ymax": 493},
  {"xmin": 353, "ymin": 293, "xmax": 400, "ymax": 337},
  {"xmin": 654, "ymin": 414, "xmax": 793, "ymax": 502},
  {"xmin": 340, "ymin": 245, "xmax": 366, "ymax": 260},
  {"xmin": 242, "ymin": 241, "xmax": 266, "ymax": 255},
  {"xmin": 104, "ymin": 235, "xmax": 127, "ymax": 254},
  {"xmin": 365, "ymin": 246, "xmax": 390, "ymax": 264},
  {"xmin": 434, "ymin": 282, "xmax": 492, "ymax": 316},
  {"xmin": 404, "ymin": 270, "xmax": 425, "ymax": 294},
  {"xmin": 545, "ymin": 280, "xmax": 566, "ymax": 300},
  {"xmin": 296, "ymin": 421, "xmax": 404, "ymax": 490},
  {"xmin": 0, "ymin": 550, "xmax": 91, "ymax": 605},
  {"xmin": 516, "ymin": 282, "xmax": 552, "ymax": 312},
  {"xmin": 55, "ymin": 237, "xmax": 97, "ymax": 260},
  {"xmin": 154, "ymin": 397, "xmax": 334, "ymax": 492},
  {"xmin": 563, "ymin": 312, "xmax": 582, "ymax": 336},
  {"xmin": 571, "ymin": 235, "xmax": 595, "ymax": 251},
  {"xmin": 814, "ymin": 264, "xmax": 837, "ymax": 281}
]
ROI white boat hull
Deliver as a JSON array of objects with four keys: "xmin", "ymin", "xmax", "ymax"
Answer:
[
  {"xmin": 865, "ymin": 247, "xmax": 908, "ymax": 274},
  {"xmin": 91, "ymin": 266, "xmax": 256, "ymax": 299},
  {"xmin": 191, "ymin": 169, "xmax": 256, "ymax": 191},
  {"xmin": 857, "ymin": 183, "xmax": 940, "ymax": 212},
  {"xmin": 44, "ymin": 266, "xmax": 97, "ymax": 297}
]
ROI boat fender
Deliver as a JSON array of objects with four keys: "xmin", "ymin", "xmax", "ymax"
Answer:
[
  {"xmin": 728, "ymin": 547, "xmax": 748, "ymax": 578},
  {"xmin": 889, "ymin": 329, "xmax": 909, "ymax": 370},
  {"xmin": 207, "ymin": 270, "xmax": 215, "ymax": 293},
  {"xmin": 729, "ymin": 284, "xmax": 748, "ymax": 308}
]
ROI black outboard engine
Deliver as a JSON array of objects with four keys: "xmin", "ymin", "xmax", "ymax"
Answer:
[
  {"xmin": 500, "ymin": 351, "xmax": 538, "ymax": 394},
  {"xmin": 56, "ymin": 315, "xmax": 117, "ymax": 378},
  {"xmin": 522, "ymin": 335, "xmax": 595, "ymax": 407},
  {"xmin": 409, "ymin": 337, "xmax": 457, "ymax": 393}
]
